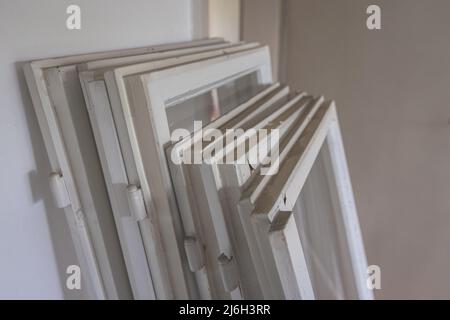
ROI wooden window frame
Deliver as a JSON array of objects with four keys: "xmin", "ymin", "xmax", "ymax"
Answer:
[
  {"xmin": 99, "ymin": 45, "xmax": 272, "ymax": 299},
  {"xmin": 167, "ymin": 84, "xmax": 295, "ymax": 298},
  {"xmin": 169, "ymin": 89, "xmax": 317, "ymax": 299},
  {"xmin": 22, "ymin": 38, "xmax": 224, "ymax": 299},
  {"xmin": 238, "ymin": 100, "xmax": 373, "ymax": 300},
  {"xmin": 78, "ymin": 42, "xmax": 255, "ymax": 300}
]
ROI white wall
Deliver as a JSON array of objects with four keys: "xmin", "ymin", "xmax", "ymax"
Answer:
[
  {"xmin": 0, "ymin": 0, "xmax": 205, "ymax": 299},
  {"xmin": 282, "ymin": 0, "xmax": 450, "ymax": 299}
]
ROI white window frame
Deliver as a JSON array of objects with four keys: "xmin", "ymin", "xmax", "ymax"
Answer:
[
  {"xmin": 207, "ymin": 96, "xmax": 316, "ymax": 299},
  {"xmin": 23, "ymin": 37, "xmax": 370, "ymax": 301},
  {"xmin": 238, "ymin": 100, "xmax": 373, "ymax": 300},
  {"xmin": 182, "ymin": 95, "xmax": 370, "ymax": 299},
  {"xmin": 234, "ymin": 96, "xmax": 325, "ymax": 300},
  {"xmin": 102, "ymin": 46, "xmax": 272, "ymax": 299},
  {"xmin": 168, "ymin": 88, "xmax": 315, "ymax": 298},
  {"xmin": 78, "ymin": 41, "xmax": 254, "ymax": 300},
  {"xmin": 22, "ymin": 38, "xmax": 225, "ymax": 300},
  {"xmin": 167, "ymin": 84, "xmax": 288, "ymax": 298},
  {"xmin": 79, "ymin": 42, "xmax": 260, "ymax": 299}
]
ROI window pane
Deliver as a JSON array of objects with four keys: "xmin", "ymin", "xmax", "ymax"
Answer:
[
  {"xmin": 292, "ymin": 144, "xmax": 357, "ymax": 299},
  {"xmin": 166, "ymin": 71, "xmax": 266, "ymax": 134}
]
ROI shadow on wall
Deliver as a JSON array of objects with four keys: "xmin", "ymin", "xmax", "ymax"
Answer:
[{"xmin": 15, "ymin": 61, "xmax": 87, "ymax": 299}]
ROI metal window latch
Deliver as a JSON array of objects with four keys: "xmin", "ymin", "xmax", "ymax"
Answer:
[
  {"xmin": 184, "ymin": 236, "xmax": 205, "ymax": 272},
  {"xmin": 49, "ymin": 172, "xmax": 71, "ymax": 209},
  {"xmin": 218, "ymin": 253, "xmax": 239, "ymax": 292},
  {"xmin": 126, "ymin": 185, "xmax": 147, "ymax": 222}
]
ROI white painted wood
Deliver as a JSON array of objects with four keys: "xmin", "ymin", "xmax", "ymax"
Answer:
[
  {"xmin": 117, "ymin": 217, "xmax": 156, "ymax": 300},
  {"xmin": 243, "ymin": 101, "xmax": 331, "ymax": 300},
  {"xmin": 84, "ymin": 79, "xmax": 155, "ymax": 299},
  {"xmin": 258, "ymin": 102, "xmax": 335, "ymax": 218},
  {"xmin": 247, "ymin": 203, "xmax": 286, "ymax": 298},
  {"xmin": 207, "ymin": 92, "xmax": 306, "ymax": 165},
  {"xmin": 40, "ymin": 66, "xmax": 108, "ymax": 299},
  {"xmin": 81, "ymin": 43, "xmax": 252, "ymax": 299},
  {"xmin": 103, "ymin": 44, "xmax": 264, "ymax": 299},
  {"xmin": 199, "ymin": 162, "xmax": 242, "ymax": 298},
  {"xmin": 24, "ymin": 64, "xmax": 107, "ymax": 300},
  {"xmin": 219, "ymin": 170, "xmax": 267, "ymax": 299},
  {"xmin": 240, "ymin": 100, "xmax": 372, "ymax": 300},
  {"xmin": 24, "ymin": 36, "xmax": 370, "ymax": 301},
  {"xmin": 44, "ymin": 67, "xmax": 130, "ymax": 299},
  {"xmin": 217, "ymin": 253, "xmax": 240, "ymax": 292},
  {"xmin": 78, "ymin": 41, "xmax": 236, "ymax": 72},
  {"xmin": 187, "ymin": 163, "xmax": 240, "ymax": 299},
  {"xmin": 23, "ymin": 38, "xmax": 224, "ymax": 299},
  {"xmin": 48, "ymin": 173, "xmax": 70, "ymax": 209},
  {"xmin": 213, "ymin": 95, "xmax": 315, "ymax": 299},
  {"xmin": 268, "ymin": 212, "xmax": 315, "ymax": 299},
  {"xmin": 166, "ymin": 84, "xmax": 282, "ymax": 299},
  {"xmin": 243, "ymin": 96, "xmax": 325, "ymax": 205},
  {"xmin": 169, "ymin": 85, "xmax": 289, "ymax": 299},
  {"xmin": 235, "ymin": 99, "xmax": 326, "ymax": 299},
  {"xmin": 322, "ymin": 107, "xmax": 374, "ymax": 300},
  {"xmin": 173, "ymin": 83, "xmax": 283, "ymax": 151},
  {"xmin": 209, "ymin": 93, "xmax": 313, "ymax": 296},
  {"xmin": 103, "ymin": 46, "xmax": 272, "ymax": 299},
  {"xmin": 169, "ymin": 90, "xmax": 314, "ymax": 298},
  {"xmin": 230, "ymin": 99, "xmax": 326, "ymax": 300},
  {"xmin": 184, "ymin": 237, "xmax": 205, "ymax": 272},
  {"xmin": 28, "ymin": 38, "xmax": 225, "ymax": 70}
]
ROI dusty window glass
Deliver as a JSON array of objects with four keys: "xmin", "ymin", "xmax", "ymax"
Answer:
[
  {"xmin": 166, "ymin": 71, "xmax": 266, "ymax": 134},
  {"xmin": 293, "ymin": 144, "xmax": 357, "ymax": 299}
]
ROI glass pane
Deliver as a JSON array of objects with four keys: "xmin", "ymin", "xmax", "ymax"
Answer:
[
  {"xmin": 166, "ymin": 71, "xmax": 266, "ymax": 134},
  {"xmin": 292, "ymin": 144, "xmax": 357, "ymax": 299}
]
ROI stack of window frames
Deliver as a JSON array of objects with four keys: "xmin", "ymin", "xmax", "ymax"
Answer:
[{"xmin": 24, "ymin": 39, "xmax": 372, "ymax": 300}]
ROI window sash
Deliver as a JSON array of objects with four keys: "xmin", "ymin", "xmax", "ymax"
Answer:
[
  {"xmin": 103, "ymin": 46, "xmax": 272, "ymax": 299},
  {"xmin": 23, "ymin": 38, "xmax": 224, "ymax": 300},
  {"xmin": 79, "ymin": 42, "xmax": 255, "ymax": 299}
]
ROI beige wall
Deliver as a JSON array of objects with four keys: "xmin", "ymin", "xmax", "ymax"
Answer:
[
  {"xmin": 241, "ymin": 0, "xmax": 283, "ymax": 80},
  {"xmin": 209, "ymin": 0, "xmax": 241, "ymax": 42},
  {"xmin": 282, "ymin": 0, "xmax": 450, "ymax": 299}
]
